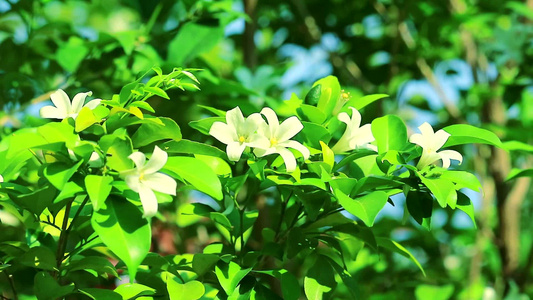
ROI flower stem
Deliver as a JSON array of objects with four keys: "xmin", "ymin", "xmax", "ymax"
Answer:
[{"xmin": 54, "ymin": 200, "xmax": 73, "ymax": 280}]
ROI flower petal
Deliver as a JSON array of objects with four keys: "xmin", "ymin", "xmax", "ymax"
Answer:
[
  {"xmin": 40, "ymin": 106, "xmax": 65, "ymax": 119},
  {"xmin": 417, "ymin": 122, "xmax": 435, "ymax": 137},
  {"xmin": 282, "ymin": 140, "xmax": 310, "ymax": 159},
  {"xmin": 72, "ymin": 91, "xmax": 92, "ymax": 113},
  {"xmin": 349, "ymin": 123, "xmax": 375, "ymax": 149},
  {"xmin": 124, "ymin": 174, "xmax": 141, "ymax": 192},
  {"xmin": 143, "ymin": 172, "xmax": 177, "ymax": 195},
  {"xmin": 276, "ymin": 147, "xmax": 297, "ymax": 172},
  {"xmin": 347, "ymin": 107, "xmax": 362, "ymax": 129},
  {"xmin": 50, "ymin": 89, "xmax": 71, "ymax": 115},
  {"xmin": 138, "ymin": 183, "xmax": 158, "ymax": 218},
  {"xmin": 409, "ymin": 133, "xmax": 426, "ymax": 148},
  {"xmin": 0, "ymin": 175, "xmax": 4, "ymax": 182},
  {"xmin": 253, "ymin": 147, "xmax": 275, "ymax": 157},
  {"xmin": 247, "ymin": 133, "xmax": 270, "ymax": 149},
  {"xmin": 242, "ymin": 113, "xmax": 261, "ymax": 136},
  {"xmin": 260, "ymin": 107, "xmax": 279, "ymax": 137},
  {"xmin": 337, "ymin": 111, "xmax": 351, "ymax": 125},
  {"xmin": 226, "ymin": 107, "xmax": 245, "ymax": 131},
  {"xmin": 432, "ymin": 129, "xmax": 451, "ymax": 151},
  {"xmin": 277, "ymin": 116, "xmax": 303, "ymax": 142},
  {"xmin": 143, "ymin": 146, "xmax": 168, "ymax": 174},
  {"xmin": 84, "ymin": 98, "xmax": 101, "ymax": 110},
  {"xmin": 227, "ymin": 142, "xmax": 246, "ymax": 161},
  {"xmin": 247, "ymin": 113, "xmax": 264, "ymax": 128},
  {"xmin": 128, "ymin": 152, "xmax": 146, "ymax": 170},
  {"xmin": 438, "ymin": 150, "xmax": 463, "ymax": 169},
  {"xmin": 210, "ymin": 122, "xmax": 238, "ymax": 144}
]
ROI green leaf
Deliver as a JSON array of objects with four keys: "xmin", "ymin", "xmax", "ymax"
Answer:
[
  {"xmin": 304, "ymin": 255, "xmax": 337, "ymax": 300},
  {"xmin": 164, "ymin": 156, "xmax": 223, "ymax": 200},
  {"xmin": 34, "ymin": 272, "xmax": 75, "ymax": 300},
  {"xmin": 162, "ymin": 139, "xmax": 227, "ymax": 159},
  {"xmin": 297, "ymin": 104, "xmax": 327, "ymax": 124},
  {"xmin": 502, "ymin": 140, "xmax": 533, "ymax": 153},
  {"xmin": 189, "ymin": 117, "xmax": 225, "ymax": 135},
  {"xmin": 415, "ymin": 284, "xmax": 454, "ymax": 300},
  {"xmin": 167, "ymin": 278, "xmax": 206, "ymax": 300},
  {"xmin": 195, "ymin": 154, "xmax": 232, "ymax": 176},
  {"xmin": 254, "ymin": 270, "xmax": 300, "ymax": 300},
  {"xmin": 114, "ymin": 283, "xmax": 155, "ymax": 299},
  {"xmin": 371, "ymin": 115, "xmax": 408, "ymax": 154},
  {"xmin": 332, "ymin": 149, "xmax": 376, "ymax": 172},
  {"xmin": 456, "ymin": 192, "xmax": 477, "ymax": 228},
  {"xmin": 144, "ymin": 86, "xmax": 170, "ymax": 99},
  {"xmin": 75, "ymin": 107, "xmax": 99, "ymax": 132},
  {"xmin": 91, "ymin": 198, "xmax": 151, "ymax": 281},
  {"xmin": 506, "ymin": 168, "xmax": 533, "ymax": 181},
  {"xmin": 6, "ymin": 122, "xmax": 78, "ymax": 159},
  {"xmin": 301, "ymin": 121, "xmax": 331, "ymax": 149},
  {"xmin": 347, "ymin": 94, "xmax": 388, "ymax": 110},
  {"xmin": 67, "ymin": 256, "xmax": 119, "ymax": 277},
  {"xmin": 168, "ymin": 22, "xmax": 223, "ymax": 65},
  {"xmin": 20, "ymin": 247, "xmax": 56, "ymax": 271},
  {"xmin": 320, "ymin": 141, "xmax": 335, "ymax": 172},
  {"xmin": 43, "ymin": 161, "xmax": 83, "ymax": 190},
  {"xmin": 79, "ymin": 288, "xmax": 122, "ymax": 300},
  {"xmin": 99, "ymin": 134, "xmax": 133, "ymax": 172},
  {"xmin": 442, "ymin": 124, "xmax": 503, "ymax": 148},
  {"xmin": 85, "ymin": 175, "xmax": 113, "ymax": 211},
  {"xmin": 304, "ymin": 84, "xmax": 321, "ymax": 105},
  {"xmin": 215, "ymin": 261, "xmax": 252, "ymax": 295},
  {"xmin": 192, "ymin": 254, "xmax": 219, "ymax": 276},
  {"xmin": 313, "ymin": 76, "xmax": 341, "ymax": 117},
  {"xmin": 279, "ymin": 270, "xmax": 301, "ymax": 300},
  {"xmin": 54, "ymin": 181, "xmax": 84, "ymax": 204},
  {"xmin": 440, "ymin": 170, "xmax": 481, "ymax": 192},
  {"xmin": 56, "ymin": 37, "xmax": 88, "ymax": 72},
  {"xmin": 129, "ymin": 101, "xmax": 155, "ymax": 113},
  {"xmin": 12, "ymin": 185, "xmax": 55, "ymax": 215},
  {"xmin": 131, "ymin": 117, "xmax": 182, "ymax": 147},
  {"xmin": 336, "ymin": 190, "xmax": 388, "ymax": 226},
  {"xmin": 352, "ymin": 175, "xmax": 403, "ymax": 195},
  {"xmin": 406, "ymin": 190, "xmax": 433, "ymax": 229},
  {"xmin": 419, "ymin": 176, "xmax": 457, "ymax": 208},
  {"xmin": 376, "ymin": 237, "xmax": 426, "ymax": 276},
  {"xmin": 329, "ymin": 178, "xmax": 358, "ymax": 196}
]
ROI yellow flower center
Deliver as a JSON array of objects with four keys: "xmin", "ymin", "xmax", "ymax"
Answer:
[
  {"xmin": 341, "ymin": 90, "xmax": 350, "ymax": 100},
  {"xmin": 270, "ymin": 137, "xmax": 278, "ymax": 146},
  {"xmin": 139, "ymin": 173, "xmax": 145, "ymax": 181},
  {"xmin": 239, "ymin": 136, "xmax": 246, "ymax": 143}
]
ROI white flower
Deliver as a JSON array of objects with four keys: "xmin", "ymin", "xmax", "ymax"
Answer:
[
  {"xmin": 0, "ymin": 175, "xmax": 3, "ymax": 182},
  {"xmin": 409, "ymin": 122, "xmax": 463, "ymax": 169},
  {"xmin": 254, "ymin": 107, "xmax": 310, "ymax": 172},
  {"xmin": 40, "ymin": 89, "xmax": 101, "ymax": 120},
  {"xmin": 331, "ymin": 107, "xmax": 377, "ymax": 154},
  {"xmin": 209, "ymin": 107, "xmax": 269, "ymax": 161},
  {"xmin": 121, "ymin": 146, "xmax": 177, "ymax": 218}
]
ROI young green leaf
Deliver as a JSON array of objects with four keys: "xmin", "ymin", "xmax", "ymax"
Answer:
[
  {"xmin": 91, "ymin": 198, "xmax": 151, "ymax": 281},
  {"xmin": 167, "ymin": 278, "xmax": 205, "ymax": 300},
  {"xmin": 336, "ymin": 190, "xmax": 388, "ymax": 227},
  {"xmin": 131, "ymin": 117, "xmax": 182, "ymax": 147},
  {"xmin": 85, "ymin": 175, "xmax": 113, "ymax": 211},
  {"xmin": 164, "ymin": 156, "xmax": 223, "ymax": 200},
  {"xmin": 442, "ymin": 124, "xmax": 503, "ymax": 148},
  {"xmin": 215, "ymin": 261, "xmax": 252, "ymax": 295},
  {"xmin": 371, "ymin": 115, "xmax": 408, "ymax": 154}
]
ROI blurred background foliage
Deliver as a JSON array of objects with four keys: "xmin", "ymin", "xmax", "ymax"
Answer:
[{"xmin": 0, "ymin": 0, "xmax": 532, "ymax": 299}]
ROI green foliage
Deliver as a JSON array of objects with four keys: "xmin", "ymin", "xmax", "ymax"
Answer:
[{"xmin": 0, "ymin": 0, "xmax": 531, "ymax": 299}]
